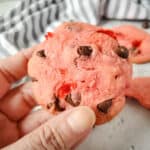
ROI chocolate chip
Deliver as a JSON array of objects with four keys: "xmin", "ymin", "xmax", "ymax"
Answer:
[
  {"xmin": 46, "ymin": 96, "xmax": 65, "ymax": 111},
  {"xmin": 65, "ymin": 93, "xmax": 81, "ymax": 106},
  {"xmin": 115, "ymin": 46, "xmax": 129, "ymax": 59},
  {"xmin": 115, "ymin": 75, "xmax": 119, "ymax": 79},
  {"xmin": 97, "ymin": 99, "xmax": 112, "ymax": 113},
  {"xmin": 142, "ymin": 20, "xmax": 149, "ymax": 29},
  {"xmin": 55, "ymin": 96, "xmax": 65, "ymax": 111},
  {"xmin": 77, "ymin": 46, "xmax": 93, "ymax": 57},
  {"xmin": 46, "ymin": 103, "xmax": 53, "ymax": 109},
  {"xmin": 36, "ymin": 49, "xmax": 46, "ymax": 58}
]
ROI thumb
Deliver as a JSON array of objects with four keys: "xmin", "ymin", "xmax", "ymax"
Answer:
[{"xmin": 3, "ymin": 106, "xmax": 96, "ymax": 150}]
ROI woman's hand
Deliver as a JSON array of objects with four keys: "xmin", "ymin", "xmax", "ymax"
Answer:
[{"xmin": 0, "ymin": 48, "xmax": 95, "ymax": 150}]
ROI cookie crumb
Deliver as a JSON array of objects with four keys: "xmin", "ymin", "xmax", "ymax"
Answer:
[
  {"xmin": 120, "ymin": 118, "xmax": 124, "ymax": 124},
  {"xmin": 130, "ymin": 145, "xmax": 135, "ymax": 150}
]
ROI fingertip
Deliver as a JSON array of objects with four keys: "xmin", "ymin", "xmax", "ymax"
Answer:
[
  {"xmin": 21, "ymin": 48, "xmax": 34, "ymax": 60},
  {"xmin": 67, "ymin": 106, "xmax": 96, "ymax": 133},
  {"xmin": 22, "ymin": 41, "xmax": 46, "ymax": 59}
]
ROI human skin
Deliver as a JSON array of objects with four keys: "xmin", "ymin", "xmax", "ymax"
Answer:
[
  {"xmin": 113, "ymin": 25, "xmax": 150, "ymax": 64},
  {"xmin": 0, "ymin": 47, "xmax": 95, "ymax": 150},
  {"xmin": 125, "ymin": 77, "xmax": 150, "ymax": 109}
]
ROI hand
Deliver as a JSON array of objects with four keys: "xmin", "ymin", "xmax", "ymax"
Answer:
[{"xmin": 0, "ymin": 48, "xmax": 96, "ymax": 150}]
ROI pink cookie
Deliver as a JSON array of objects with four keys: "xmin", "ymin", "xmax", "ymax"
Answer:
[
  {"xmin": 28, "ymin": 22, "xmax": 132, "ymax": 125},
  {"xmin": 113, "ymin": 25, "xmax": 150, "ymax": 64}
]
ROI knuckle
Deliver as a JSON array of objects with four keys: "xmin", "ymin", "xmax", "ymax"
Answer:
[
  {"xmin": 19, "ymin": 83, "xmax": 36, "ymax": 107},
  {"xmin": 39, "ymin": 124, "xmax": 67, "ymax": 150},
  {"xmin": 0, "ymin": 67, "xmax": 16, "ymax": 83}
]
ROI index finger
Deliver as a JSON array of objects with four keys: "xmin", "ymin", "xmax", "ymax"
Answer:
[
  {"xmin": 0, "ymin": 42, "xmax": 45, "ymax": 98},
  {"xmin": 0, "ymin": 48, "xmax": 33, "ymax": 98}
]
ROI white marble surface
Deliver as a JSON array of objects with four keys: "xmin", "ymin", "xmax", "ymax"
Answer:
[{"xmin": 0, "ymin": 1, "xmax": 150, "ymax": 150}]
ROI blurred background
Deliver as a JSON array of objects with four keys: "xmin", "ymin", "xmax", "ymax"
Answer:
[{"xmin": 0, "ymin": 0, "xmax": 18, "ymax": 14}]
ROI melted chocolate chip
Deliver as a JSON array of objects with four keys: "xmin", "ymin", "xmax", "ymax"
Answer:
[
  {"xmin": 115, "ymin": 46, "xmax": 129, "ymax": 59},
  {"xmin": 36, "ymin": 49, "xmax": 46, "ymax": 58},
  {"xmin": 77, "ymin": 46, "xmax": 93, "ymax": 57},
  {"xmin": 46, "ymin": 103, "xmax": 53, "ymax": 109},
  {"xmin": 55, "ymin": 96, "xmax": 65, "ymax": 111},
  {"xmin": 97, "ymin": 99, "xmax": 112, "ymax": 113},
  {"xmin": 65, "ymin": 93, "xmax": 81, "ymax": 106}
]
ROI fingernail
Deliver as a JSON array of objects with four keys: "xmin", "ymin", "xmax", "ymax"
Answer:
[{"xmin": 67, "ymin": 106, "xmax": 96, "ymax": 133}]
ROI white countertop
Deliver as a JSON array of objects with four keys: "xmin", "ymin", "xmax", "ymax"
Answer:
[{"xmin": 0, "ymin": 1, "xmax": 150, "ymax": 150}]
